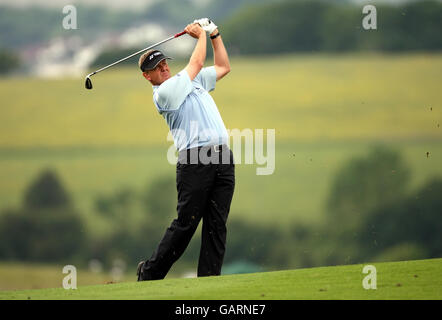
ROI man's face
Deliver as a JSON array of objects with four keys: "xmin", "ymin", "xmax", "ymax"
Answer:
[{"xmin": 143, "ymin": 59, "xmax": 171, "ymax": 85}]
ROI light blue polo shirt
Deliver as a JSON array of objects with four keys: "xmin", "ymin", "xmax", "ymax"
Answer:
[{"xmin": 152, "ymin": 66, "xmax": 229, "ymax": 151}]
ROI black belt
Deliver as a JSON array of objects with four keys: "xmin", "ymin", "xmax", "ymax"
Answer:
[
  {"xmin": 178, "ymin": 144, "xmax": 230, "ymax": 164},
  {"xmin": 181, "ymin": 144, "xmax": 228, "ymax": 153}
]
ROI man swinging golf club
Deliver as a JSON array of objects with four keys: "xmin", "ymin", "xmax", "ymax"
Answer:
[{"xmin": 137, "ymin": 18, "xmax": 235, "ymax": 281}]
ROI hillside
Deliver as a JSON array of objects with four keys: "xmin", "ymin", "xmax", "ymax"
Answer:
[
  {"xmin": 1, "ymin": 54, "xmax": 441, "ymax": 148},
  {"xmin": 1, "ymin": 258, "xmax": 441, "ymax": 300},
  {"xmin": 1, "ymin": 54, "xmax": 441, "ymax": 227}
]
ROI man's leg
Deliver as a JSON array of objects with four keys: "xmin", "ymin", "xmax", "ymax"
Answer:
[
  {"xmin": 198, "ymin": 150, "xmax": 235, "ymax": 277},
  {"xmin": 140, "ymin": 163, "xmax": 215, "ymax": 280}
]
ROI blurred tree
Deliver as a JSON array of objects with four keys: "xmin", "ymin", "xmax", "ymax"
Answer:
[
  {"xmin": 358, "ymin": 178, "xmax": 442, "ymax": 261},
  {"xmin": 286, "ymin": 223, "xmax": 322, "ymax": 268},
  {"xmin": 142, "ymin": 0, "xmax": 280, "ymax": 28},
  {"xmin": 0, "ymin": 169, "xmax": 86, "ymax": 262},
  {"xmin": 94, "ymin": 187, "xmax": 137, "ymax": 222},
  {"xmin": 0, "ymin": 207, "xmax": 86, "ymax": 262},
  {"xmin": 0, "ymin": 209, "xmax": 33, "ymax": 259},
  {"xmin": 320, "ymin": 4, "xmax": 361, "ymax": 52},
  {"xmin": 326, "ymin": 146, "xmax": 411, "ymax": 231},
  {"xmin": 374, "ymin": 0, "xmax": 442, "ymax": 51},
  {"xmin": 92, "ymin": 187, "xmax": 145, "ymax": 266},
  {"xmin": 222, "ymin": 0, "xmax": 442, "ymax": 54},
  {"xmin": 322, "ymin": 145, "xmax": 411, "ymax": 265},
  {"xmin": 225, "ymin": 218, "xmax": 285, "ymax": 269},
  {"xmin": 90, "ymin": 47, "xmax": 139, "ymax": 69},
  {"xmin": 0, "ymin": 49, "xmax": 20, "ymax": 74},
  {"xmin": 371, "ymin": 243, "xmax": 428, "ymax": 263},
  {"xmin": 24, "ymin": 169, "xmax": 71, "ymax": 209},
  {"xmin": 141, "ymin": 174, "xmax": 176, "ymax": 227},
  {"xmin": 223, "ymin": 0, "xmax": 331, "ymax": 54},
  {"xmin": 89, "ymin": 175, "xmax": 177, "ymax": 268}
]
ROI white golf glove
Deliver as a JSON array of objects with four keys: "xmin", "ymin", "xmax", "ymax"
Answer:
[{"xmin": 194, "ymin": 18, "xmax": 218, "ymax": 34}]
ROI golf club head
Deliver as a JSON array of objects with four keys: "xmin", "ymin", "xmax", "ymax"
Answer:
[{"xmin": 85, "ymin": 76, "xmax": 93, "ymax": 90}]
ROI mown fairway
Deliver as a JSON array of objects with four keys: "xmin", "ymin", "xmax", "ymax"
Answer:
[
  {"xmin": 1, "ymin": 258, "xmax": 441, "ymax": 299},
  {"xmin": 0, "ymin": 54, "xmax": 441, "ymax": 227}
]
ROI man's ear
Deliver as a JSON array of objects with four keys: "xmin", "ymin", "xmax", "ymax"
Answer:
[{"xmin": 142, "ymin": 71, "xmax": 151, "ymax": 81}]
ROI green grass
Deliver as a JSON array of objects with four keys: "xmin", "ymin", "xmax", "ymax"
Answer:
[{"xmin": 1, "ymin": 258, "xmax": 441, "ymax": 299}]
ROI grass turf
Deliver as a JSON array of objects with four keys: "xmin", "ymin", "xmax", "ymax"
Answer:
[{"xmin": 1, "ymin": 258, "xmax": 441, "ymax": 300}]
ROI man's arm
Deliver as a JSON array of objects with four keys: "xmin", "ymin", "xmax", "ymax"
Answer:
[
  {"xmin": 184, "ymin": 23, "xmax": 206, "ymax": 81},
  {"xmin": 210, "ymin": 28, "xmax": 231, "ymax": 81}
]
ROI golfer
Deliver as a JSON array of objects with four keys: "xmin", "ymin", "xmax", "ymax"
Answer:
[{"xmin": 137, "ymin": 19, "xmax": 235, "ymax": 281}]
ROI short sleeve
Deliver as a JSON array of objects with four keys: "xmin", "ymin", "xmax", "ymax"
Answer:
[
  {"xmin": 153, "ymin": 70, "xmax": 193, "ymax": 111},
  {"xmin": 194, "ymin": 66, "xmax": 217, "ymax": 92}
]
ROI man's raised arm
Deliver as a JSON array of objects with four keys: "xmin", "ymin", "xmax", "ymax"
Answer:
[
  {"xmin": 184, "ymin": 23, "xmax": 207, "ymax": 81},
  {"xmin": 195, "ymin": 18, "xmax": 231, "ymax": 81},
  {"xmin": 211, "ymin": 28, "xmax": 230, "ymax": 81}
]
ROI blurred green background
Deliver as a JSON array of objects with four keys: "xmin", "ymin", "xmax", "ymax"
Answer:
[{"xmin": 0, "ymin": 0, "xmax": 441, "ymax": 290}]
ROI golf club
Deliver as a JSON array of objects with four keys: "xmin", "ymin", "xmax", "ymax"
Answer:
[{"xmin": 84, "ymin": 30, "xmax": 187, "ymax": 90}]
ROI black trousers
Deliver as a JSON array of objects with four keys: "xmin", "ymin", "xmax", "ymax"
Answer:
[{"xmin": 141, "ymin": 145, "xmax": 235, "ymax": 280}]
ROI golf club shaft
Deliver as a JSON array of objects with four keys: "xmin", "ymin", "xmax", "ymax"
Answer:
[{"xmin": 89, "ymin": 31, "xmax": 186, "ymax": 77}]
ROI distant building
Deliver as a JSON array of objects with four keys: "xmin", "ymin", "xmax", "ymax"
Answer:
[{"xmin": 24, "ymin": 23, "xmax": 193, "ymax": 78}]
